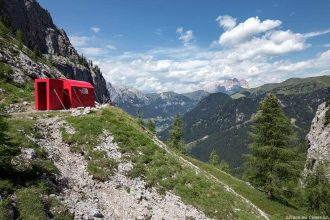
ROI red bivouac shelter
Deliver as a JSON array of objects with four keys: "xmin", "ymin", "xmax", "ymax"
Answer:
[{"xmin": 34, "ymin": 78, "xmax": 95, "ymax": 110}]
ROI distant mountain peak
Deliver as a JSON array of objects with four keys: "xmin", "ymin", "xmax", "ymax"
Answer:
[{"xmin": 204, "ymin": 78, "xmax": 249, "ymax": 94}]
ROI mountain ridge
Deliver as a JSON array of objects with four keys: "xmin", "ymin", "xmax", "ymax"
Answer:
[{"xmin": 160, "ymin": 76, "xmax": 330, "ymax": 168}]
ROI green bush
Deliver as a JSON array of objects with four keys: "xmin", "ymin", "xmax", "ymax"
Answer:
[
  {"xmin": 0, "ymin": 180, "xmax": 14, "ymax": 196},
  {"xmin": 0, "ymin": 62, "xmax": 13, "ymax": 80},
  {"xmin": 325, "ymin": 96, "xmax": 330, "ymax": 126}
]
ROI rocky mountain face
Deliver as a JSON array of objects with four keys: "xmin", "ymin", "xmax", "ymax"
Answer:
[
  {"xmin": 204, "ymin": 78, "xmax": 249, "ymax": 94},
  {"xmin": 304, "ymin": 101, "xmax": 330, "ymax": 180},
  {"xmin": 108, "ymin": 83, "xmax": 209, "ymax": 131},
  {"xmin": 160, "ymin": 76, "xmax": 330, "ymax": 168},
  {"xmin": 0, "ymin": 0, "xmax": 110, "ymax": 102}
]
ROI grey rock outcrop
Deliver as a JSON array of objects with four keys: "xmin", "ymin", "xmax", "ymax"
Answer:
[
  {"xmin": 0, "ymin": 0, "xmax": 77, "ymax": 58},
  {"xmin": 304, "ymin": 102, "xmax": 330, "ymax": 180},
  {"xmin": 0, "ymin": 0, "xmax": 110, "ymax": 102}
]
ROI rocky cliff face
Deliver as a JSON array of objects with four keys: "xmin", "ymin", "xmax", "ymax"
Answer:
[
  {"xmin": 304, "ymin": 101, "xmax": 330, "ymax": 180},
  {"xmin": 0, "ymin": 0, "xmax": 77, "ymax": 58},
  {"xmin": 0, "ymin": 0, "xmax": 110, "ymax": 102}
]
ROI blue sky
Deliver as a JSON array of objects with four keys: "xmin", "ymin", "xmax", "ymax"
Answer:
[{"xmin": 38, "ymin": 0, "xmax": 330, "ymax": 93}]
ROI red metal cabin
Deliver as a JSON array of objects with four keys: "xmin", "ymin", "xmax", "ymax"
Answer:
[{"xmin": 34, "ymin": 78, "xmax": 95, "ymax": 110}]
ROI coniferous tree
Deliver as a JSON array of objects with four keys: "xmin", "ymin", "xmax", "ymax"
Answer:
[
  {"xmin": 146, "ymin": 119, "xmax": 156, "ymax": 134},
  {"xmin": 244, "ymin": 94, "xmax": 300, "ymax": 202},
  {"xmin": 16, "ymin": 29, "xmax": 24, "ymax": 50},
  {"xmin": 209, "ymin": 149, "xmax": 219, "ymax": 166},
  {"xmin": 168, "ymin": 113, "xmax": 185, "ymax": 152},
  {"xmin": 219, "ymin": 160, "xmax": 230, "ymax": 173},
  {"xmin": 304, "ymin": 163, "xmax": 330, "ymax": 216},
  {"xmin": 136, "ymin": 110, "xmax": 144, "ymax": 127}
]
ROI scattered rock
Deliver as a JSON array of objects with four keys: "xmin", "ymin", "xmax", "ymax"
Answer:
[
  {"xmin": 21, "ymin": 148, "xmax": 36, "ymax": 160},
  {"xmin": 35, "ymin": 117, "xmax": 210, "ymax": 220}
]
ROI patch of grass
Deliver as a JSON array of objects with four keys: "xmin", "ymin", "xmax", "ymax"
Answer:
[
  {"xmin": 15, "ymin": 187, "xmax": 47, "ymax": 220},
  {"xmin": 87, "ymin": 158, "xmax": 118, "ymax": 181},
  {"xmin": 0, "ymin": 62, "xmax": 13, "ymax": 80},
  {"xmin": 32, "ymin": 159, "xmax": 60, "ymax": 175},
  {"xmin": 47, "ymin": 197, "xmax": 73, "ymax": 220},
  {"xmin": 4, "ymin": 117, "xmax": 39, "ymax": 149},
  {"xmin": 0, "ymin": 77, "xmax": 34, "ymax": 107},
  {"xmin": 0, "ymin": 199, "xmax": 10, "ymax": 220}
]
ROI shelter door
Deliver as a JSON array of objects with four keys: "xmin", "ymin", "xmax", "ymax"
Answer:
[{"xmin": 37, "ymin": 82, "xmax": 47, "ymax": 110}]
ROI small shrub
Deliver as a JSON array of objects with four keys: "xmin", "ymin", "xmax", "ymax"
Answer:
[
  {"xmin": 0, "ymin": 62, "xmax": 13, "ymax": 80},
  {"xmin": 325, "ymin": 97, "xmax": 330, "ymax": 126},
  {"xmin": 0, "ymin": 180, "xmax": 14, "ymax": 196}
]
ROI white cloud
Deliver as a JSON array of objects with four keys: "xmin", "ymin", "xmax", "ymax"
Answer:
[
  {"xmin": 89, "ymin": 16, "xmax": 330, "ymax": 93},
  {"xmin": 91, "ymin": 27, "xmax": 101, "ymax": 33},
  {"xmin": 176, "ymin": 27, "xmax": 194, "ymax": 46},
  {"xmin": 216, "ymin": 15, "xmax": 236, "ymax": 30},
  {"xmin": 106, "ymin": 44, "xmax": 117, "ymax": 50},
  {"xmin": 302, "ymin": 29, "xmax": 330, "ymax": 38},
  {"xmin": 219, "ymin": 16, "xmax": 281, "ymax": 46},
  {"xmin": 69, "ymin": 35, "xmax": 91, "ymax": 47}
]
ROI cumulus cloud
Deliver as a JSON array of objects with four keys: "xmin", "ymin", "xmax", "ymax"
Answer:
[
  {"xmin": 69, "ymin": 35, "xmax": 90, "ymax": 47},
  {"xmin": 71, "ymin": 16, "xmax": 330, "ymax": 93},
  {"xmin": 219, "ymin": 16, "xmax": 281, "ymax": 45},
  {"xmin": 176, "ymin": 27, "xmax": 194, "ymax": 46},
  {"xmin": 69, "ymin": 34, "xmax": 116, "ymax": 57},
  {"xmin": 216, "ymin": 15, "xmax": 236, "ymax": 30},
  {"xmin": 91, "ymin": 27, "xmax": 101, "ymax": 33}
]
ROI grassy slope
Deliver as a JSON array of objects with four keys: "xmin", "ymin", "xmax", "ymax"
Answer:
[
  {"xmin": 183, "ymin": 156, "xmax": 307, "ymax": 220},
  {"xmin": 62, "ymin": 106, "xmax": 307, "ymax": 219}
]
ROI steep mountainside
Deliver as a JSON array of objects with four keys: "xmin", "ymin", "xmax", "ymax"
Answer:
[
  {"xmin": 304, "ymin": 100, "xmax": 330, "ymax": 180},
  {"xmin": 242, "ymin": 75, "xmax": 330, "ymax": 96},
  {"xmin": 0, "ymin": 0, "xmax": 110, "ymax": 102},
  {"xmin": 108, "ymin": 83, "xmax": 209, "ymax": 131},
  {"xmin": 163, "ymin": 76, "xmax": 330, "ymax": 168}
]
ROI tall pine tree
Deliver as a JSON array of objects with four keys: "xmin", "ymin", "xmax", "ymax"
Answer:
[
  {"xmin": 136, "ymin": 110, "xmax": 144, "ymax": 127},
  {"xmin": 209, "ymin": 149, "xmax": 219, "ymax": 166},
  {"xmin": 146, "ymin": 119, "xmax": 156, "ymax": 134},
  {"xmin": 168, "ymin": 113, "xmax": 185, "ymax": 152},
  {"xmin": 244, "ymin": 94, "xmax": 300, "ymax": 202}
]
